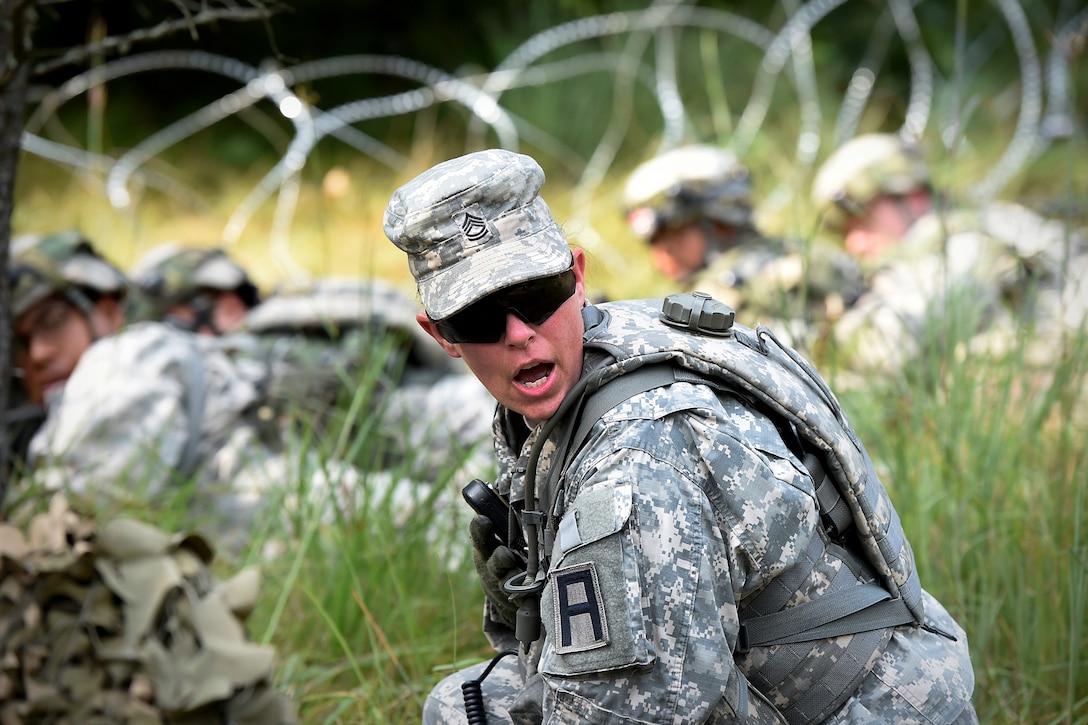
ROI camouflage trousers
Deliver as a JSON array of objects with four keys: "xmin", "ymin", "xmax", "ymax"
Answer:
[
  {"xmin": 423, "ymin": 654, "xmax": 524, "ymax": 725},
  {"xmin": 422, "ymin": 653, "xmax": 982, "ymax": 724}
]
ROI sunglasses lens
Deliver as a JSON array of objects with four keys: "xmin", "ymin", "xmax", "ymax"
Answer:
[
  {"xmin": 435, "ymin": 307, "xmax": 506, "ymax": 344},
  {"xmin": 435, "ymin": 269, "xmax": 576, "ymax": 344}
]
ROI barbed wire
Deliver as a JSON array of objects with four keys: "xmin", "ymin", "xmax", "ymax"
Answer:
[
  {"xmin": 18, "ymin": 0, "xmax": 1083, "ymax": 278},
  {"xmin": 967, "ymin": 0, "xmax": 1043, "ymax": 204}
]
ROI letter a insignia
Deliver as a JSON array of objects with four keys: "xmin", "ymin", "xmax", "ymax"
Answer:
[{"xmin": 551, "ymin": 562, "xmax": 609, "ymax": 653}]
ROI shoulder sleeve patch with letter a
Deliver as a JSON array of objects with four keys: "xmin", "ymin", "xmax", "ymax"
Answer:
[{"xmin": 551, "ymin": 562, "xmax": 609, "ymax": 653}]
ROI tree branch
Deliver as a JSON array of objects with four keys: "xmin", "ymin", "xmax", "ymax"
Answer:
[{"xmin": 32, "ymin": 2, "xmax": 284, "ymax": 76}]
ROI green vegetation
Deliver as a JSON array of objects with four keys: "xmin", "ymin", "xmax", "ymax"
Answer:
[{"xmin": 832, "ymin": 322, "xmax": 1088, "ymax": 724}]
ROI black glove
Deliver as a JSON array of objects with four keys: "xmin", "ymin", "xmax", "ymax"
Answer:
[{"xmin": 469, "ymin": 514, "xmax": 523, "ymax": 629}]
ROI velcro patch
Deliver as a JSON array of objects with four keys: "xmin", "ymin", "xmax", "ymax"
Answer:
[{"xmin": 551, "ymin": 562, "xmax": 609, "ymax": 654}]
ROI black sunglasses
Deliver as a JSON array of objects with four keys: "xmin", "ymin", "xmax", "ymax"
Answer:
[{"xmin": 434, "ymin": 269, "xmax": 577, "ymax": 344}]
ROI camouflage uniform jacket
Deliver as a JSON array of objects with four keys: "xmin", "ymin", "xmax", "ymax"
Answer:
[
  {"xmin": 24, "ymin": 321, "xmax": 283, "ymax": 540},
  {"xmin": 482, "ymin": 299, "xmax": 975, "ymax": 724},
  {"xmin": 232, "ymin": 276, "xmax": 497, "ymax": 479},
  {"xmin": 690, "ymin": 233, "xmax": 865, "ymax": 353},
  {"xmin": 833, "ymin": 201, "xmax": 1084, "ymax": 376}
]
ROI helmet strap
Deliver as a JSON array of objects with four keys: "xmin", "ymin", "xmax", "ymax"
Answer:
[{"xmin": 62, "ymin": 288, "xmax": 103, "ymax": 343}]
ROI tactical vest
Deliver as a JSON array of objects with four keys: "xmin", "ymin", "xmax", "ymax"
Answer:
[{"xmin": 525, "ymin": 293, "xmax": 928, "ymax": 724}]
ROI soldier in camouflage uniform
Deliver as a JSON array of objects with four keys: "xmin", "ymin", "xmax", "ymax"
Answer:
[
  {"xmin": 8, "ymin": 231, "xmax": 287, "ymax": 547},
  {"xmin": 624, "ymin": 144, "xmax": 865, "ymax": 351},
  {"xmin": 811, "ymin": 133, "xmax": 1086, "ymax": 376},
  {"xmin": 384, "ymin": 149, "xmax": 977, "ymax": 724},
  {"xmin": 129, "ymin": 242, "xmax": 497, "ymax": 482},
  {"xmin": 128, "ymin": 243, "xmax": 261, "ymax": 334}
]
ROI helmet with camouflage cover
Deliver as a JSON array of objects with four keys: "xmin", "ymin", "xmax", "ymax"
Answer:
[
  {"xmin": 130, "ymin": 243, "xmax": 261, "ymax": 319},
  {"xmin": 623, "ymin": 144, "xmax": 753, "ymax": 241},
  {"xmin": 9, "ymin": 230, "xmax": 128, "ymax": 319},
  {"xmin": 811, "ymin": 133, "xmax": 931, "ymax": 233},
  {"xmin": 243, "ymin": 276, "xmax": 453, "ymax": 371}
]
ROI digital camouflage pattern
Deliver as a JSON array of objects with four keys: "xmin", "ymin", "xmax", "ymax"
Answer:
[
  {"xmin": 0, "ymin": 494, "xmax": 297, "ymax": 724},
  {"xmin": 831, "ymin": 201, "xmax": 1087, "ymax": 378},
  {"xmin": 383, "ymin": 149, "xmax": 574, "ymax": 321},
  {"xmin": 623, "ymin": 144, "xmax": 754, "ymax": 238},
  {"xmin": 236, "ymin": 276, "xmax": 497, "ymax": 477},
  {"xmin": 810, "ymin": 133, "xmax": 931, "ymax": 233},
  {"xmin": 684, "ymin": 234, "xmax": 865, "ymax": 354},
  {"xmin": 424, "ymin": 299, "xmax": 976, "ymax": 724},
  {"xmin": 381, "ymin": 149, "xmax": 974, "ymax": 722},
  {"xmin": 22, "ymin": 321, "xmax": 283, "ymax": 549}
]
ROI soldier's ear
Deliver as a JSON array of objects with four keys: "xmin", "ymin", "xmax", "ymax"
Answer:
[
  {"xmin": 416, "ymin": 312, "xmax": 462, "ymax": 358},
  {"xmin": 571, "ymin": 247, "xmax": 588, "ymax": 303}
]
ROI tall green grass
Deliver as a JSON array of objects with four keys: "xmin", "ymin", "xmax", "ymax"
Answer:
[
  {"xmin": 230, "ymin": 361, "xmax": 495, "ymax": 724},
  {"xmin": 828, "ymin": 314, "xmax": 1088, "ymax": 724}
]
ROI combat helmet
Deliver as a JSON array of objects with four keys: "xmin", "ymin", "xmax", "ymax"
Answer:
[
  {"xmin": 811, "ymin": 133, "xmax": 931, "ymax": 232},
  {"xmin": 623, "ymin": 144, "xmax": 753, "ymax": 241},
  {"xmin": 10, "ymin": 230, "xmax": 128, "ymax": 319},
  {"xmin": 130, "ymin": 244, "xmax": 261, "ymax": 324}
]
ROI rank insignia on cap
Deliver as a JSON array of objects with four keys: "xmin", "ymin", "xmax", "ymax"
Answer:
[
  {"xmin": 458, "ymin": 207, "xmax": 492, "ymax": 245},
  {"xmin": 551, "ymin": 562, "xmax": 609, "ymax": 653}
]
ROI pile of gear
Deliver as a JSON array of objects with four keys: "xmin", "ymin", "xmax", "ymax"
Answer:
[{"xmin": 0, "ymin": 495, "xmax": 298, "ymax": 724}]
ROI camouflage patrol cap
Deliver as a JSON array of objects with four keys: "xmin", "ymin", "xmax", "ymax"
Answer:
[
  {"xmin": 131, "ymin": 243, "xmax": 261, "ymax": 312},
  {"xmin": 811, "ymin": 133, "xmax": 931, "ymax": 232},
  {"xmin": 10, "ymin": 230, "xmax": 128, "ymax": 318},
  {"xmin": 623, "ymin": 144, "xmax": 752, "ymax": 240},
  {"xmin": 383, "ymin": 149, "xmax": 574, "ymax": 320}
]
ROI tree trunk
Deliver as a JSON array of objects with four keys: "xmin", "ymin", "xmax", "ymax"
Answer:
[{"xmin": 0, "ymin": 0, "xmax": 37, "ymax": 511}]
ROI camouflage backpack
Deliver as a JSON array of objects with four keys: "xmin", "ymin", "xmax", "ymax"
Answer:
[
  {"xmin": 517, "ymin": 293, "xmax": 928, "ymax": 723},
  {"xmin": 225, "ymin": 277, "xmax": 456, "ymax": 440}
]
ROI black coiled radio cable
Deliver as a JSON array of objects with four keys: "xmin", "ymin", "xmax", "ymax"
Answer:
[{"xmin": 462, "ymin": 649, "xmax": 518, "ymax": 724}]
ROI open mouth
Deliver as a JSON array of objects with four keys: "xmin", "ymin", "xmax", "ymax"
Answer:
[{"xmin": 515, "ymin": 362, "xmax": 552, "ymax": 389}]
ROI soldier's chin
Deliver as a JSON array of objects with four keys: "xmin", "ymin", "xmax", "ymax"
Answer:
[{"xmin": 42, "ymin": 379, "xmax": 67, "ymax": 403}]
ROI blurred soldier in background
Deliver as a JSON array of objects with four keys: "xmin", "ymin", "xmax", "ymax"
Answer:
[
  {"xmin": 128, "ymin": 243, "xmax": 261, "ymax": 334},
  {"xmin": 6, "ymin": 231, "xmax": 289, "ymax": 544},
  {"xmin": 811, "ymin": 133, "xmax": 1086, "ymax": 376},
  {"xmin": 624, "ymin": 144, "xmax": 865, "ymax": 351},
  {"xmin": 130, "ymin": 242, "xmax": 497, "ymax": 484}
]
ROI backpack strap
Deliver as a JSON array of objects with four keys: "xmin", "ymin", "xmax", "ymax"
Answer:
[
  {"xmin": 563, "ymin": 363, "xmax": 856, "ymax": 540},
  {"xmin": 546, "ymin": 359, "xmax": 918, "ymax": 725},
  {"xmin": 737, "ymin": 583, "xmax": 915, "ymax": 651},
  {"xmin": 566, "ymin": 364, "xmax": 678, "ymax": 458}
]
